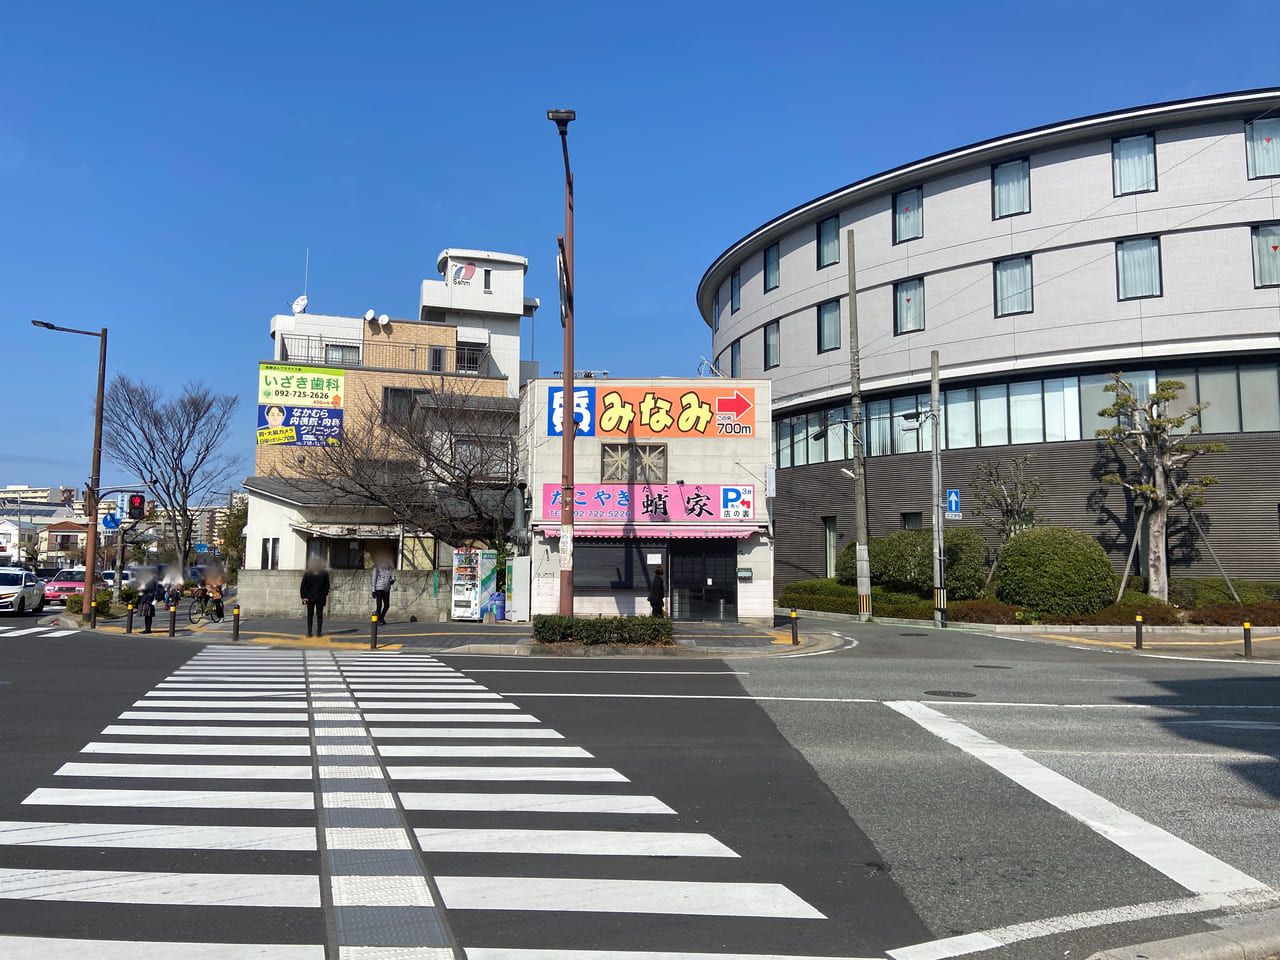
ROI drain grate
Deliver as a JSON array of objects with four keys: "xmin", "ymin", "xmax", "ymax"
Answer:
[{"xmin": 923, "ymin": 690, "xmax": 976, "ymax": 698}]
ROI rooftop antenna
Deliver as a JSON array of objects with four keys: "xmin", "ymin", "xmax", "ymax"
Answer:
[{"xmin": 289, "ymin": 248, "xmax": 310, "ymax": 315}]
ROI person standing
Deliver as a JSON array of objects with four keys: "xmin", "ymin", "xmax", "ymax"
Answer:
[
  {"xmin": 647, "ymin": 565, "xmax": 666, "ymax": 617},
  {"xmin": 371, "ymin": 556, "xmax": 395, "ymax": 623},
  {"xmin": 139, "ymin": 580, "xmax": 159, "ymax": 634},
  {"xmin": 300, "ymin": 558, "xmax": 330, "ymax": 637}
]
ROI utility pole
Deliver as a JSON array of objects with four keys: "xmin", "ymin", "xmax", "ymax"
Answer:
[
  {"xmin": 548, "ymin": 108, "xmax": 576, "ymax": 617},
  {"xmin": 930, "ymin": 350, "xmax": 946, "ymax": 628},
  {"xmin": 844, "ymin": 229, "xmax": 871, "ymax": 620}
]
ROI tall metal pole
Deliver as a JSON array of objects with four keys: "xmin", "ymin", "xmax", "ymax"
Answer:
[
  {"xmin": 844, "ymin": 230, "xmax": 871, "ymax": 620},
  {"xmin": 930, "ymin": 349, "xmax": 945, "ymax": 629},
  {"xmin": 84, "ymin": 328, "xmax": 107, "ymax": 628},
  {"xmin": 550, "ymin": 110, "xmax": 576, "ymax": 617}
]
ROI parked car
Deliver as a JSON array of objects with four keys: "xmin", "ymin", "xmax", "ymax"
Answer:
[
  {"xmin": 102, "ymin": 570, "xmax": 136, "ymax": 586},
  {"xmin": 43, "ymin": 569, "xmax": 106, "ymax": 605},
  {"xmin": 0, "ymin": 568, "xmax": 44, "ymax": 615},
  {"xmin": 35, "ymin": 566, "xmax": 59, "ymax": 581}
]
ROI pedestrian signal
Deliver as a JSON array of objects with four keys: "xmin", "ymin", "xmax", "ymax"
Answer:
[{"xmin": 128, "ymin": 494, "xmax": 146, "ymax": 520}]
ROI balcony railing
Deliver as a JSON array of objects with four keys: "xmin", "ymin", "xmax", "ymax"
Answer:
[{"xmin": 279, "ymin": 335, "xmax": 498, "ymax": 377}]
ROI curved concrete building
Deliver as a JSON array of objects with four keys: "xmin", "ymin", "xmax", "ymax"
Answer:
[{"xmin": 697, "ymin": 89, "xmax": 1280, "ymax": 586}]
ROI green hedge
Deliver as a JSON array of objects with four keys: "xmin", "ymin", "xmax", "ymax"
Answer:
[
  {"xmin": 995, "ymin": 527, "xmax": 1116, "ymax": 619},
  {"xmin": 1186, "ymin": 603, "xmax": 1280, "ymax": 626},
  {"xmin": 65, "ymin": 594, "xmax": 82, "ymax": 614},
  {"xmin": 531, "ymin": 615, "xmax": 674, "ymax": 645},
  {"xmin": 947, "ymin": 599, "xmax": 1026, "ymax": 624},
  {"xmin": 841, "ymin": 529, "xmax": 986, "ymax": 601},
  {"xmin": 1168, "ymin": 579, "xmax": 1280, "ymax": 608}
]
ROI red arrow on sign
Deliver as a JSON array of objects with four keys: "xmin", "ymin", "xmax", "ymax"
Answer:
[{"xmin": 716, "ymin": 390, "xmax": 754, "ymax": 420}]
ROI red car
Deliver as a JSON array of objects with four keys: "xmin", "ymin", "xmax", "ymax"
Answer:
[{"xmin": 43, "ymin": 569, "xmax": 106, "ymax": 605}]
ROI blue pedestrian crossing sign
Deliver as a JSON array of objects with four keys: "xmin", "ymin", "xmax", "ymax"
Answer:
[
  {"xmin": 946, "ymin": 489, "xmax": 960, "ymax": 512},
  {"xmin": 101, "ymin": 511, "xmax": 121, "ymax": 531}
]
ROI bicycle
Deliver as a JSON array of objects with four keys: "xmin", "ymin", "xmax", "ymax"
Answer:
[{"xmin": 188, "ymin": 589, "xmax": 224, "ymax": 624}]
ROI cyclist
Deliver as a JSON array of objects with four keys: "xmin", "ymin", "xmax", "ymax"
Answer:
[{"xmin": 205, "ymin": 571, "xmax": 224, "ymax": 620}]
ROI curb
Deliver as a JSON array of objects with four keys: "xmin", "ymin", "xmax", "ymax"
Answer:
[
  {"xmin": 1087, "ymin": 915, "xmax": 1280, "ymax": 959},
  {"xmin": 429, "ymin": 635, "xmax": 843, "ymax": 658}
]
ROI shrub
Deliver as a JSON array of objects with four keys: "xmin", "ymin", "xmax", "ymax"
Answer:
[
  {"xmin": 93, "ymin": 589, "xmax": 113, "ymax": 618},
  {"xmin": 121, "ymin": 586, "xmax": 140, "ymax": 605},
  {"xmin": 531, "ymin": 614, "xmax": 674, "ymax": 645},
  {"xmin": 1168, "ymin": 578, "xmax": 1280, "ymax": 608},
  {"xmin": 851, "ymin": 528, "xmax": 986, "ymax": 601},
  {"xmin": 943, "ymin": 528, "xmax": 988, "ymax": 602},
  {"xmin": 65, "ymin": 594, "xmax": 83, "ymax": 614},
  {"xmin": 1073, "ymin": 602, "xmax": 1182, "ymax": 626},
  {"xmin": 995, "ymin": 527, "xmax": 1116, "ymax": 619},
  {"xmin": 1185, "ymin": 603, "xmax": 1280, "ymax": 626},
  {"xmin": 948, "ymin": 599, "xmax": 1026, "ymax": 624}
]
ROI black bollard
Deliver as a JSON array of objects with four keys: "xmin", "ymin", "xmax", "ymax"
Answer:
[
  {"xmin": 1244, "ymin": 621, "xmax": 1253, "ymax": 660},
  {"xmin": 791, "ymin": 607, "xmax": 798, "ymax": 645},
  {"xmin": 232, "ymin": 605, "xmax": 241, "ymax": 642},
  {"xmin": 370, "ymin": 614, "xmax": 379, "ymax": 651},
  {"xmin": 126, "ymin": 603, "xmax": 135, "ymax": 635},
  {"xmin": 1134, "ymin": 614, "xmax": 1143, "ymax": 650},
  {"xmin": 168, "ymin": 605, "xmax": 176, "ymax": 638}
]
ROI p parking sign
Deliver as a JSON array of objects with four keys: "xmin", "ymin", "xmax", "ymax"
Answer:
[{"xmin": 720, "ymin": 486, "xmax": 754, "ymax": 520}]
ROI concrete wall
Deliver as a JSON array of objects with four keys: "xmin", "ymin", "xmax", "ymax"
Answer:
[{"xmin": 236, "ymin": 568, "xmax": 449, "ymax": 621}]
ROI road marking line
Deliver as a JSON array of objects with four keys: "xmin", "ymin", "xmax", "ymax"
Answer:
[
  {"xmin": 923, "ymin": 701, "xmax": 1280, "ymax": 710},
  {"xmin": 0, "ymin": 867, "xmax": 319, "ymax": 906},
  {"xmin": 887, "ymin": 891, "xmax": 1272, "ymax": 958},
  {"xmin": 355, "ymin": 702, "xmax": 517, "ymax": 709},
  {"xmin": 360, "ymin": 714, "xmax": 537, "ymax": 723},
  {"xmin": 82, "ymin": 741, "xmax": 313, "ymax": 756},
  {"xmin": 101, "ymin": 724, "xmax": 311, "ymax": 737},
  {"xmin": 458, "ymin": 669, "xmax": 742, "ymax": 675},
  {"xmin": 886, "ymin": 700, "xmax": 1272, "ymax": 899},
  {"xmin": 436, "ymin": 876, "xmax": 824, "ymax": 919},
  {"xmin": 118, "ymin": 711, "xmax": 310, "ymax": 720},
  {"xmin": 55, "ymin": 762, "xmax": 313, "ymax": 779},
  {"xmin": 23, "ymin": 787, "xmax": 314, "ymax": 809},
  {"xmin": 0, "ymin": 936, "xmax": 324, "ymax": 959},
  {"xmin": 415, "ymin": 828, "xmax": 737, "ymax": 858},
  {"xmin": 0, "ymin": 820, "xmax": 316, "ymax": 850},
  {"xmin": 0, "ymin": 628, "xmax": 51, "ymax": 637},
  {"xmin": 378, "ymin": 745, "xmax": 592, "ymax": 758},
  {"xmin": 386, "ymin": 766, "xmax": 626, "ymax": 782},
  {"xmin": 352, "ymin": 692, "xmax": 503, "ymax": 699},
  {"xmin": 40, "ymin": 630, "xmax": 78, "ymax": 638},
  {"xmin": 370, "ymin": 727, "xmax": 563, "ymax": 739},
  {"xmin": 496, "ymin": 692, "xmax": 876, "ymax": 703},
  {"xmin": 462, "ymin": 952, "xmax": 876, "ymax": 960},
  {"xmin": 131, "ymin": 700, "xmax": 308, "ymax": 708},
  {"xmin": 399, "ymin": 793, "xmax": 675, "ymax": 814}
]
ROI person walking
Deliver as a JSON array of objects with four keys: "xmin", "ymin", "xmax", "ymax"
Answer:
[
  {"xmin": 139, "ymin": 580, "xmax": 159, "ymax": 634},
  {"xmin": 300, "ymin": 558, "xmax": 331, "ymax": 637},
  {"xmin": 647, "ymin": 565, "xmax": 666, "ymax": 617},
  {"xmin": 371, "ymin": 556, "xmax": 395, "ymax": 623}
]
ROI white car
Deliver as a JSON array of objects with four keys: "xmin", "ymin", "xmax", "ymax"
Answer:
[{"xmin": 0, "ymin": 568, "xmax": 44, "ymax": 616}]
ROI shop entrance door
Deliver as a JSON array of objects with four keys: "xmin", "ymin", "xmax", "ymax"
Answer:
[{"xmin": 668, "ymin": 540, "xmax": 737, "ymax": 621}]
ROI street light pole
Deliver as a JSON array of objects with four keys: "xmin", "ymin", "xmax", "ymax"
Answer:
[
  {"xmin": 929, "ymin": 350, "xmax": 945, "ymax": 629},
  {"xmin": 33, "ymin": 320, "xmax": 107, "ymax": 626},
  {"xmin": 548, "ymin": 108, "xmax": 576, "ymax": 617}
]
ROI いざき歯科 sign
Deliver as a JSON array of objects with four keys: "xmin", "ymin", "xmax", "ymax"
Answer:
[{"xmin": 257, "ymin": 363, "xmax": 345, "ymax": 446}]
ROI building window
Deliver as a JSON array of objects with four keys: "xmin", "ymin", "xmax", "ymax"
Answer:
[
  {"xmin": 483, "ymin": 268, "xmax": 492, "ymax": 292},
  {"xmin": 383, "ymin": 386, "xmax": 431, "ymax": 423},
  {"xmin": 1246, "ymin": 119, "xmax": 1280, "ymax": 179},
  {"xmin": 731, "ymin": 268, "xmax": 741, "ymax": 312},
  {"xmin": 1116, "ymin": 237, "xmax": 1162, "ymax": 300},
  {"xmin": 601, "ymin": 444, "xmax": 667, "ymax": 483},
  {"xmin": 994, "ymin": 256, "xmax": 1033, "ymax": 316},
  {"xmin": 893, "ymin": 278, "xmax": 924, "ymax": 334},
  {"xmin": 901, "ymin": 512, "xmax": 923, "ymax": 530},
  {"xmin": 324, "ymin": 343, "xmax": 360, "ymax": 365},
  {"xmin": 330, "ymin": 539, "xmax": 364, "ymax": 569},
  {"xmin": 271, "ymin": 538, "xmax": 280, "ymax": 570},
  {"xmin": 823, "ymin": 516, "xmax": 838, "ymax": 579},
  {"xmin": 456, "ymin": 345, "xmax": 484, "ymax": 373},
  {"xmin": 1253, "ymin": 224, "xmax": 1280, "ymax": 287},
  {"xmin": 764, "ymin": 321, "xmax": 780, "ymax": 370},
  {"xmin": 992, "ymin": 158, "xmax": 1030, "ymax": 218},
  {"xmin": 893, "ymin": 186, "xmax": 923, "ymax": 243},
  {"xmin": 730, "ymin": 339, "xmax": 741, "ymax": 377},
  {"xmin": 817, "ymin": 216, "xmax": 840, "ymax": 268},
  {"xmin": 764, "ymin": 243, "xmax": 780, "ymax": 292},
  {"xmin": 978, "ymin": 383, "xmax": 1008, "ymax": 446},
  {"xmin": 1113, "ymin": 134, "xmax": 1157, "ymax": 195},
  {"xmin": 713, "ymin": 292, "xmax": 719, "ymax": 332},
  {"xmin": 429, "ymin": 345, "xmax": 446, "ymax": 373},
  {"xmin": 817, "ymin": 299, "xmax": 841, "ymax": 353}
]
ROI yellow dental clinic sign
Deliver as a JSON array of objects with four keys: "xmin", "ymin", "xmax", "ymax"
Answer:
[{"xmin": 257, "ymin": 363, "xmax": 345, "ymax": 446}]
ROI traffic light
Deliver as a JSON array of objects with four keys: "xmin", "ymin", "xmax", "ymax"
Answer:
[{"xmin": 128, "ymin": 494, "xmax": 146, "ymax": 520}]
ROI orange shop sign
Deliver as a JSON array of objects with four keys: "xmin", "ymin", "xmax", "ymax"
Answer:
[{"xmin": 574, "ymin": 386, "xmax": 756, "ymax": 438}]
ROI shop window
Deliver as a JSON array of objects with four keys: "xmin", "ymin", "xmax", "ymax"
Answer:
[
  {"xmin": 573, "ymin": 541, "xmax": 656, "ymax": 591},
  {"xmin": 601, "ymin": 444, "xmax": 667, "ymax": 483}
]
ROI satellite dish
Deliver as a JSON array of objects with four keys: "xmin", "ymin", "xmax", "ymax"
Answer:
[
  {"xmin": 378, "ymin": 314, "xmax": 390, "ymax": 326},
  {"xmin": 364, "ymin": 309, "xmax": 376, "ymax": 322},
  {"xmin": 291, "ymin": 295, "xmax": 308, "ymax": 315}
]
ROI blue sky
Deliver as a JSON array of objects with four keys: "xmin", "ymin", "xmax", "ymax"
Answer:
[{"xmin": 2, "ymin": 0, "xmax": 1271, "ymax": 492}]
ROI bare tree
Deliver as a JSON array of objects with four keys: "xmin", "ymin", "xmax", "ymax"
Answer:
[
  {"xmin": 1097, "ymin": 373, "xmax": 1227, "ymax": 603},
  {"xmin": 102, "ymin": 376, "xmax": 242, "ymax": 571},
  {"xmin": 971, "ymin": 454, "xmax": 1042, "ymax": 585},
  {"xmin": 282, "ymin": 377, "xmax": 519, "ymax": 548}
]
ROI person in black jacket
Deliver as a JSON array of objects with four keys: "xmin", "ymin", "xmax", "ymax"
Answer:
[
  {"xmin": 139, "ymin": 580, "xmax": 160, "ymax": 634},
  {"xmin": 300, "ymin": 558, "xmax": 331, "ymax": 637},
  {"xmin": 647, "ymin": 565, "xmax": 666, "ymax": 617}
]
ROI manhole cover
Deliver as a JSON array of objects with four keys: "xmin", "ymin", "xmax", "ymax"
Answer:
[
  {"xmin": 924, "ymin": 690, "xmax": 976, "ymax": 698},
  {"xmin": 973, "ymin": 665, "xmax": 1011, "ymax": 670},
  {"xmin": 900, "ymin": 633, "xmax": 929, "ymax": 637}
]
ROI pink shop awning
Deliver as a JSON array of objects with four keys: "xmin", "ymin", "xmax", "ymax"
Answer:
[{"xmin": 536, "ymin": 524, "xmax": 760, "ymax": 539}]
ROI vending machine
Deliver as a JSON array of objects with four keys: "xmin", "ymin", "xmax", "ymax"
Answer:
[{"xmin": 451, "ymin": 548, "xmax": 497, "ymax": 621}]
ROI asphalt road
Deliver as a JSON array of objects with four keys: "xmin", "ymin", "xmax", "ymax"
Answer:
[{"xmin": 0, "ymin": 617, "xmax": 1276, "ymax": 959}]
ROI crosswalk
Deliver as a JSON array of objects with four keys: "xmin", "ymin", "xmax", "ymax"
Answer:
[
  {"xmin": 0, "ymin": 646, "xmax": 879, "ymax": 960},
  {"xmin": 0, "ymin": 625, "xmax": 78, "ymax": 639}
]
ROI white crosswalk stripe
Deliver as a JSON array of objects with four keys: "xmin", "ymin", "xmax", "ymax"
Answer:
[
  {"xmin": 0, "ymin": 646, "xmax": 840, "ymax": 959},
  {"xmin": 0, "ymin": 627, "xmax": 79, "ymax": 639}
]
